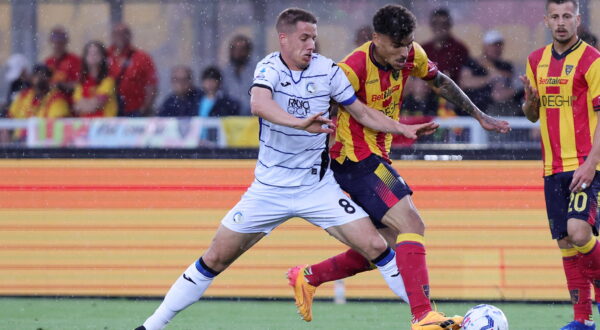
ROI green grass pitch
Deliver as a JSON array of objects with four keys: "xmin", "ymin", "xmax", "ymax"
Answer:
[{"xmin": 0, "ymin": 297, "xmax": 580, "ymax": 329}]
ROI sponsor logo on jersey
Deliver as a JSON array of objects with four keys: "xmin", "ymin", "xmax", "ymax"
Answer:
[
  {"xmin": 281, "ymin": 81, "xmax": 291, "ymax": 87},
  {"xmin": 538, "ymin": 77, "xmax": 569, "ymax": 85},
  {"xmin": 541, "ymin": 95, "xmax": 574, "ymax": 107},
  {"xmin": 371, "ymin": 85, "xmax": 401, "ymax": 102},
  {"xmin": 366, "ymin": 78, "xmax": 379, "ymax": 85},
  {"xmin": 287, "ymin": 98, "xmax": 311, "ymax": 117}
]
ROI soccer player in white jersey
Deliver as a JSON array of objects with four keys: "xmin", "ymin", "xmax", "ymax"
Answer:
[{"xmin": 136, "ymin": 8, "xmax": 438, "ymax": 330}]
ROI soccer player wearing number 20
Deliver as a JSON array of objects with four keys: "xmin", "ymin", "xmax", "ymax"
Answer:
[
  {"xmin": 136, "ymin": 7, "xmax": 439, "ymax": 330},
  {"xmin": 521, "ymin": 1, "xmax": 600, "ymax": 329}
]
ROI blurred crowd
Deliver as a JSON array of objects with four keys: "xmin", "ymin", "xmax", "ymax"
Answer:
[
  {"xmin": 0, "ymin": 23, "xmax": 251, "ymax": 121},
  {"xmin": 1, "ymin": 7, "xmax": 598, "ymax": 123}
]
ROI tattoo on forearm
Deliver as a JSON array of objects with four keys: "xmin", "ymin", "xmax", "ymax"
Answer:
[{"xmin": 436, "ymin": 73, "xmax": 483, "ymax": 118}]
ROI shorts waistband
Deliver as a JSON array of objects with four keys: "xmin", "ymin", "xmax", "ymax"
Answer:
[{"xmin": 331, "ymin": 154, "xmax": 382, "ymax": 174}]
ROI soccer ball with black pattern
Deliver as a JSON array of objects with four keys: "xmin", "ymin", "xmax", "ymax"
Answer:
[{"xmin": 462, "ymin": 304, "xmax": 509, "ymax": 330}]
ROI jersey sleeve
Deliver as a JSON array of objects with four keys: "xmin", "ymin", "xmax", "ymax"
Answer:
[
  {"xmin": 525, "ymin": 57, "xmax": 537, "ymax": 92},
  {"xmin": 337, "ymin": 62, "xmax": 360, "ymax": 93},
  {"xmin": 411, "ymin": 43, "xmax": 438, "ymax": 80},
  {"xmin": 329, "ymin": 63, "xmax": 356, "ymax": 106},
  {"xmin": 251, "ymin": 58, "xmax": 280, "ymax": 93},
  {"xmin": 585, "ymin": 58, "xmax": 600, "ymax": 111}
]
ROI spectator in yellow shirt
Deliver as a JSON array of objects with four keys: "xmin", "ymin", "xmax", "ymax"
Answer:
[
  {"xmin": 9, "ymin": 64, "xmax": 70, "ymax": 119},
  {"xmin": 73, "ymin": 41, "xmax": 118, "ymax": 117}
]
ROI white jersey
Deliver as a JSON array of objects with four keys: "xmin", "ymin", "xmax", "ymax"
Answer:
[{"xmin": 251, "ymin": 52, "xmax": 357, "ymax": 187}]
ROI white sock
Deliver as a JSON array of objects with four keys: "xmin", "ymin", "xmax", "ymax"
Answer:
[
  {"xmin": 374, "ymin": 249, "xmax": 409, "ymax": 303},
  {"xmin": 143, "ymin": 260, "xmax": 216, "ymax": 330}
]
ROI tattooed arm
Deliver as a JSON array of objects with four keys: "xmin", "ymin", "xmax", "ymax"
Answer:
[{"xmin": 426, "ymin": 72, "xmax": 511, "ymax": 133}]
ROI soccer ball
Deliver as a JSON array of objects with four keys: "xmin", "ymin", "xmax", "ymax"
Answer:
[{"xmin": 462, "ymin": 304, "xmax": 509, "ymax": 330}]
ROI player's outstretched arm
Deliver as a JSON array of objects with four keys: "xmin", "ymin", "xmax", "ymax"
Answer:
[
  {"xmin": 343, "ymin": 99, "xmax": 438, "ymax": 139},
  {"xmin": 427, "ymin": 72, "xmax": 511, "ymax": 133},
  {"xmin": 519, "ymin": 75, "xmax": 540, "ymax": 123},
  {"xmin": 250, "ymin": 87, "xmax": 334, "ymax": 134}
]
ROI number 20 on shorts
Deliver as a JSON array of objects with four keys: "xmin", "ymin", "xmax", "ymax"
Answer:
[{"xmin": 567, "ymin": 191, "xmax": 600, "ymax": 212}]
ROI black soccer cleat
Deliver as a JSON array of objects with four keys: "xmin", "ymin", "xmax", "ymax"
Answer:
[{"xmin": 134, "ymin": 326, "xmax": 146, "ymax": 330}]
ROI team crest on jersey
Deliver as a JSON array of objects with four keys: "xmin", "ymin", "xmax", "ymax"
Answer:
[
  {"xmin": 306, "ymin": 82, "xmax": 317, "ymax": 94},
  {"xmin": 287, "ymin": 98, "xmax": 311, "ymax": 117},
  {"xmin": 565, "ymin": 65, "xmax": 574, "ymax": 75}
]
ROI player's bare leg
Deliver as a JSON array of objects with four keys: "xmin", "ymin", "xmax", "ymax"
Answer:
[
  {"xmin": 288, "ymin": 217, "xmax": 407, "ymax": 322},
  {"xmin": 139, "ymin": 225, "xmax": 266, "ymax": 330}
]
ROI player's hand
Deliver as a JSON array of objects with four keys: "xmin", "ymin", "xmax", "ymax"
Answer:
[
  {"xmin": 397, "ymin": 122, "xmax": 439, "ymax": 139},
  {"xmin": 519, "ymin": 75, "xmax": 540, "ymax": 108},
  {"xmin": 569, "ymin": 161, "xmax": 596, "ymax": 193},
  {"xmin": 296, "ymin": 112, "xmax": 335, "ymax": 134},
  {"xmin": 477, "ymin": 114, "xmax": 511, "ymax": 133}
]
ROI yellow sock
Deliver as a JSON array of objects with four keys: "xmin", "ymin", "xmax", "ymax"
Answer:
[
  {"xmin": 561, "ymin": 247, "xmax": 578, "ymax": 257},
  {"xmin": 574, "ymin": 237, "xmax": 597, "ymax": 254},
  {"xmin": 397, "ymin": 233, "xmax": 425, "ymax": 244}
]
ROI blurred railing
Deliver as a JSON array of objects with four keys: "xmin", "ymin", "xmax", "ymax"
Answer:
[{"xmin": 0, "ymin": 116, "xmax": 540, "ymax": 150}]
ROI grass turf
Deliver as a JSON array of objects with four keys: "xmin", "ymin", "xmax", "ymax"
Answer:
[{"xmin": 0, "ymin": 298, "xmax": 578, "ymax": 329}]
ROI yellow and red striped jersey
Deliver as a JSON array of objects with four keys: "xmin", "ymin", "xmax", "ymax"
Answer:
[
  {"xmin": 526, "ymin": 39, "xmax": 600, "ymax": 176},
  {"xmin": 330, "ymin": 41, "xmax": 437, "ymax": 163}
]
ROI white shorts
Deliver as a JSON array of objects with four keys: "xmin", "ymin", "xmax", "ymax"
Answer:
[{"xmin": 221, "ymin": 172, "xmax": 368, "ymax": 233}]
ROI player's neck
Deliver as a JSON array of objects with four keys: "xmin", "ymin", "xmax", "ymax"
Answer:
[
  {"xmin": 370, "ymin": 46, "xmax": 387, "ymax": 69},
  {"xmin": 553, "ymin": 36, "xmax": 579, "ymax": 54},
  {"xmin": 279, "ymin": 53, "xmax": 304, "ymax": 71}
]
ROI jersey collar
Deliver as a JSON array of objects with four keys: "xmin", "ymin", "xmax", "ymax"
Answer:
[
  {"xmin": 369, "ymin": 43, "xmax": 393, "ymax": 72},
  {"xmin": 551, "ymin": 38, "xmax": 582, "ymax": 60}
]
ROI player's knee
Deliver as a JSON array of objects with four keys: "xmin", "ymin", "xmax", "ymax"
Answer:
[
  {"xmin": 201, "ymin": 251, "xmax": 231, "ymax": 272},
  {"xmin": 569, "ymin": 231, "xmax": 593, "ymax": 247},
  {"xmin": 405, "ymin": 209, "xmax": 425, "ymax": 234},
  {"xmin": 369, "ymin": 236, "xmax": 389, "ymax": 255},
  {"xmin": 567, "ymin": 219, "xmax": 593, "ymax": 247}
]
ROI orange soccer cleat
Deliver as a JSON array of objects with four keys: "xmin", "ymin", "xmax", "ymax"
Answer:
[
  {"xmin": 287, "ymin": 265, "xmax": 317, "ymax": 322},
  {"xmin": 411, "ymin": 311, "xmax": 464, "ymax": 330}
]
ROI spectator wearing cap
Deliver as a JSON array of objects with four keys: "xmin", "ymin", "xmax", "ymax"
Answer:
[
  {"xmin": 44, "ymin": 26, "xmax": 81, "ymax": 95},
  {"xmin": 220, "ymin": 35, "xmax": 254, "ymax": 116},
  {"xmin": 8, "ymin": 64, "xmax": 70, "ymax": 120},
  {"xmin": 73, "ymin": 41, "xmax": 118, "ymax": 118},
  {"xmin": 2, "ymin": 54, "xmax": 31, "ymax": 117},
  {"xmin": 108, "ymin": 23, "xmax": 158, "ymax": 117},
  {"xmin": 460, "ymin": 30, "xmax": 518, "ymax": 115},
  {"xmin": 198, "ymin": 66, "xmax": 240, "ymax": 118},
  {"xmin": 158, "ymin": 66, "xmax": 202, "ymax": 117}
]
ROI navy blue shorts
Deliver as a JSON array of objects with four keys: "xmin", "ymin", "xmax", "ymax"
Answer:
[
  {"xmin": 331, "ymin": 154, "xmax": 412, "ymax": 228},
  {"xmin": 544, "ymin": 171, "xmax": 600, "ymax": 240}
]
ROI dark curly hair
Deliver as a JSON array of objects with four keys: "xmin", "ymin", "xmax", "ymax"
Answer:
[{"xmin": 372, "ymin": 4, "xmax": 416, "ymax": 45}]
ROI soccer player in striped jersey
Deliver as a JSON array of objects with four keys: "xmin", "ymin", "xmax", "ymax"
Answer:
[
  {"xmin": 521, "ymin": 1, "xmax": 600, "ymax": 329},
  {"xmin": 287, "ymin": 4, "xmax": 510, "ymax": 330},
  {"xmin": 136, "ymin": 8, "xmax": 439, "ymax": 330}
]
